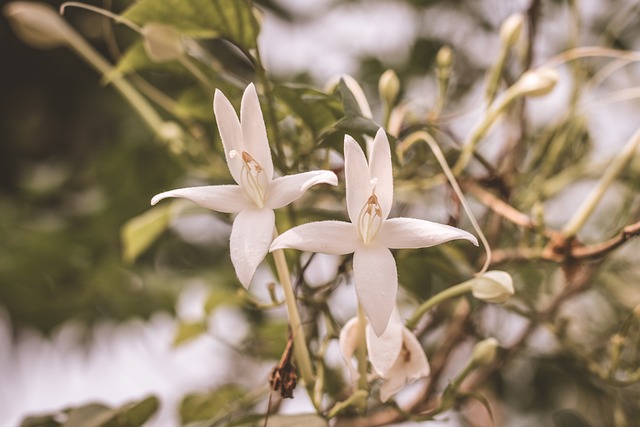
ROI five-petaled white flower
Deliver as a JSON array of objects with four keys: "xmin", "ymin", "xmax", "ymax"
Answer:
[
  {"xmin": 270, "ymin": 129, "xmax": 478, "ymax": 335},
  {"xmin": 151, "ymin": 83, "xmax": 338, "ymax": 288},
  {"xmin": 339, "ymin": 308, "xmax": 430, "ymax": 402}
]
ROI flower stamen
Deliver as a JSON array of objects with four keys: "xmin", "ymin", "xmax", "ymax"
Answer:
[
  {"xmin": 357, "ymin": 189, "xmax": 383, "ymax": 245},
  {"xmin": 236, "ymin": 150, "xmax": 268, "ymax": 208}
]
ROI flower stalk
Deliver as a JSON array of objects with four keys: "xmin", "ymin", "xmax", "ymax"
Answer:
[
  {"xmin": 271, "ymin": 232, "xmax": 315, "ymax": 386},
  {"xmin": 405, "ymin": 280, "xmax": 473, "ymax": 330},
  {"xmin": 562, "ymin": 125, "xmax": 640, "ymax": 238}
]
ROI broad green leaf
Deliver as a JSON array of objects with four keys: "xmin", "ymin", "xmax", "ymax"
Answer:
[
  {"xmin": 173, "ymin": 319, "xmax": 208, "ymax": 347},
  {"xmin": 121, "ymin": 203, "xmax": 172, "ymax": 264},
  {"xmin": 111, "ymin": 395, "xmax": 160, "ymax": 426},
  {"xmin": 274, "ymin": 84, "xmax": 342, "ymax": 137},
  {"xmin": 105, "ymin": 41, "xmax": 184, "ymax": 84},
  {"xmin": 20, "ymin": 415, "xmax": 61, "ymax": 427},
  {"xmin": 176, "ymin": 87, "xmax": 215, "ymax": 121},
  {"xmin": 123, "ymin": 0, "xmax": 259, "ymax": 50},
  {"xmin": 64, "ymin": 404, "xmax": 114, "ymax": 427},
  {"xmin": 180, "ymin": 384, "xmax": 250, "ymax": 425}
]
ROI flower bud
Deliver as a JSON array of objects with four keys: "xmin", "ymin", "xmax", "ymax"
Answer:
[
  {"xmin": 379, "ymin": 69, "xmax": 400, "ymax": 108},
  {"xmin": 471, "ymin": 337, "xmax": 499, "ymax": 366},
  {"xmin": 142, "ymin": 23, "xmax": 184, "ymax": 62},
  {"xmin": 471, "ymin": 270, "xmax": 514, "ymax": 303},
  {"xmin": 514, "ymin": 67, "xmax": 559, "ymax": 97},
  {"xmin": 500, "ymin": 13, "xmax": 525, "ymax": 47},
  {"xmin": 436, "ymin": 45, "xmax": 453, "ymax": 69},
  {"xmin": 4, "ymin": 2, "xmax": 74, "ymax": 49}
]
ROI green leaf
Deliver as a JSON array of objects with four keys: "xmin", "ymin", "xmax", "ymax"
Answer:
[
  {"xmin": 175, "ymin": 87, "xmax": 215, "ymax": 121},
  {"xmin": 20, "ymin": 415, "xmax": 61, "ymax": 427},
  {"xmin": 105, "ymin": 41, "xmax": 184, "ymax": 83},
  {"xmin": 180, "ymin": 384, "xmax": 250, "ymax": 425},
  {"xmin": 111, "ymin": 395, "xmax": 160, "ymax": 426},
  {"xmin": 121, "ymin": 203, "xmax": 172, "ymax": 264},
  {"xmin": 173, "ymin": 319, "xmax": 208, "ymax": 347},
  {"xmin": 204, "ymin": 288, "xmax": 239, "ymax": 315},
  {"xmin": 123, "ymin": 0, "xmax": 259, "ymax": 50},
  {"xmin": 64, "ymin": 404, "xmax": 114, "ymax": 427},
  {"xmin": 274, "ymin": 84, "xmax": 343, "ymax": 137}
]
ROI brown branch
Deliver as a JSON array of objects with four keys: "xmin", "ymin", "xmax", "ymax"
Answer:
[
  {"xmin": 467, "ymin": 183, "xmax": 537, "ymax": 230},
  {"xmin": 572, "ymin": 220, "xmax": 640, "ymax": 259}
]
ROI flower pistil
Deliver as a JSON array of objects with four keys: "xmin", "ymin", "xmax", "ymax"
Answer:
[
  {"xmin": 357, "ymin": 180, "xmax": 383, "ymax": 245},
  {"xmin": 230, "ymin": 149, "xmax": 268, "ymax": 208}
]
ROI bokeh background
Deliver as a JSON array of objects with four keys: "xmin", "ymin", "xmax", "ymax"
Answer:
[{"xmin": 2, "ymin": 0, "xmax": 640, "ymax": 426}]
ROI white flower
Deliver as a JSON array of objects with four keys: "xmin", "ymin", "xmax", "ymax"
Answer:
[
  {"xmin": 338, "ymin": 308, "xmax": 430, "ymax": 402},
  {"xmin": 151, "ymin": 84, "xmax": 338, "ymax": 288},
  {"xmin": 471, "ymin": 270, "xmax": 514, "ymax": 303},
  {"xmin": 270, "ymin": 129, "xmax": 478, "ymax": 335}
]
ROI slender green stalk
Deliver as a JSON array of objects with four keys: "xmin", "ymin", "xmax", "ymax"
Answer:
[
  {"xmin": 271, "ymin": 229, "xmax": 314, "ymax": 386},
  {"xmin": 562, "ymin": 125, "xmax": 640, "ymax": 238},
  {"xmin": 405, "ymin": 281, "xmax": 473, "ymax": 329},
  {"xmin": 399, "ymin": 131, "xmax": 493, "ymax": 275},
  {"xmin": 356, "ymin": 304, "xmax": 369, "ymax": 393}
]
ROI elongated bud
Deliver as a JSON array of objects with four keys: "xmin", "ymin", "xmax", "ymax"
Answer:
[
  {"xmin": 142, "ymin": 23, "xmax": 184, "ymax": 62},
  {"xmin": 379, "ymin": 69, "xmax": 400, "ymax": 108},
  {"xmin": 514, "ymin": 67, "xmax": 559, "ymax": 97},
  {"xmin": 471, "ymin": 337, "xmax": 499, "ymax": 366},
  {"xmin": 4, "ymin": 2, "xmax": 74, "ymax": 49},
  {"xmin": 471, "ymin": 270, "xmax": 514, "ymax": 303},
  {"xmin": 500, "ymin": 13, "xmax": 525, "ymax": 48},
  {"xmin": 436, "ymin": 45, "xmax": 453, "ymax": 70}
]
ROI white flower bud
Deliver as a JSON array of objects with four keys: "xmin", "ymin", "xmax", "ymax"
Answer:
[
  {"xmin": 379, "ymin": 69, "xmax": 400, "ymax": 108},
  {"xmin": 4, "ymin": 2, "xmax": 74, "ymax": 49},
  {"xmin": 142, "ymin": 23, "xmax": 184, "ymax": 62},
  {"xmin": 500, "ymin": 13, "xmax": 525, "ymax": 47},
  {"xmin": 436, "ymin": 45, "xmax": 453, "ymax": 69},
  {"xmin": 514, "ymin": 67, "xmax": 559, "ymax": 97},
  {"xmin": 471, "ymin": 270, "xmax": 514, "ymax": 303},
  {"xmin": 471, "ymin": 337, "xmax": 499, "ymax": 366}
]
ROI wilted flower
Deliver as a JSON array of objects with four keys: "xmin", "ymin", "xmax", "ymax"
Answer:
[
  {"xmin": 271, "ymin": 129, "xmax": 478, "ymax": 335},
  {"xmin": 471, "ymin": 270, "xmax": 514, "ymax": 303},
  {"xmin": 339, "ymin": 309, "xmax": 430, "ymax": 402},
  {"xmin": 152, "ymin": 84, "xmax": 338, "ymax": 288}
]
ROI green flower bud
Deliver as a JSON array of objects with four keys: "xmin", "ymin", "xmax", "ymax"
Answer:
[
  {"xmin": 472, "ymin": 270, "xmax": 514, "ymax": 303},
  {"xmin": 4, "ymin": 2, "xmax": 74, "ymax": 50},
  {"xmin": 379, "ymin": 69, "xmax": 400, "ymax": 108},
  {"xmin": 514, "ymin": 67, "xmax": 559, "ymax": 97},
  {"xmin": 500, "ymin": 13, "xmax": 525, "ymax": 48},
  {"xmin": 142, "ymin": 23, "xmax": 184, "ymax": 62},
  {"xmin": 471, "ymin": 337, "xmax": 499, "ymax": 366},
  {"xmin": 436, "ymin": 45, "xmax": 453, "ymax": 69}
]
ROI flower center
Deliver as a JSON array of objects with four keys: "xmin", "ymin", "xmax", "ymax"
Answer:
[
  {"xmin": 357, "ymin": 187, "xmax": 383, "ymax": 245},
  {"xmin": 230, "ymin": 150, "xmax": 268, "ymax": 208}
]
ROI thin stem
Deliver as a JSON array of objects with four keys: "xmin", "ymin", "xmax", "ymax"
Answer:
[
  {"xmin": 405, "ymin": 281, "xmax": 473, "ymax": 330},
  {"xmin": 356, "ymin": 304, "xmax": 369, "ymax": 394},
  {"xmin": 399, "ymin": 131, "xmax": 492, "ymax": 275},
  {"xmin": 272, "ymin": 229, "xmax": 314, "ymax": 386},
  {"xmin": 60, "ymin": 2, "xmax": 141, "ymax": 31},
  {"xmin": 562, "ymin": 125, "xmax": 640, "ymax": 238}
]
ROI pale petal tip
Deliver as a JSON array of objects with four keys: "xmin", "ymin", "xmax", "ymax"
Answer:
[{"xmin": 150, "ymin": 193, "xmax": 167, "ymax": 206}]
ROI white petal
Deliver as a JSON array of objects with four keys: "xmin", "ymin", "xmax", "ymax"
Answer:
[
  {"xmin": 214, "ymin": 89, "xmax": 244, "ymax": 184},
  {"xmin": 151, "ymin": 185, "xmax": 249, "ymax": 213},
  {"xmin": 400, "ymin": 328, "xmax": 431, "ymax": 381},
  {"xmin": 344, "ymin": 136, "xmax": 373, "ymax": 225},
  {"xmin": 240, "ymin": 83, "xmax": 274, "ymax": 181},
  {"xmin": 230, "ymin": 208, "xmax": 275, "ymax": 288},
  {"xmin": 270, "ymin": 221, "xmax": 360, "ymax": 255},
  {"xmin": 267, "ymin": 170, "xmax": 338, "ymax": 209},
  {"xmin": 353, "ymin": 245, "xmax": 398, "ymax": 336},
  {"xmin": 366, "ymin": 308, "xmax": 403, "ymax": 376},
  {"xmin": 378, "ymin": 328, "xmax": 430, "ymax": 402},
  {"xmin": 338, "ymin": 317, "xmax": 360, "ymax": 382},
  {"xmin": 368, "ymin": 129, "xmax": 393, "ymax": 220},
  {"xmin": 379, "ymin": 363, "xmax": 407, "ymax": 402},
  {"xmin": 378, "ymin": 217, "xmax": 479, "ymax": 249}
]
